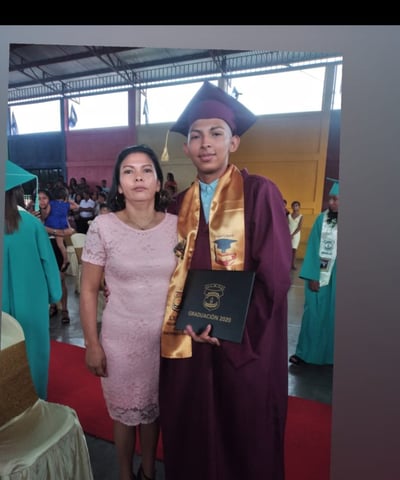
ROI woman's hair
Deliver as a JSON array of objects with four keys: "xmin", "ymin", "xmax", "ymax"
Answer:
[
  {"xmin": 38, "ymin": 188, "xmax": 51, "ymax": 197},
  {"xmin": 36, "ymin": 188, "xmax": 52, "ymax": 223},
  {"xmin": 52, "ymin": 186, "xmax": 68, "ymax": 201},
  {"xmin": 4, "ymin": 186, "xmax": 25, "ymax": 234},
  {"xmin": 108, "ymin": 144, "xmax": 164, "ymax": 212}
]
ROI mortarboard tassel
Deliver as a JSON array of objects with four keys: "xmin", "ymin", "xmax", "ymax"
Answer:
[{"xmin": 161, "ymin": 129, "xmax": 170, "ymax": 162}]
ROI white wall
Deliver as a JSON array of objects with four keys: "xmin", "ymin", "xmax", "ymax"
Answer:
[{"xmin": 0, "ymin": 25, "xmax": 399, "ymax": 480}]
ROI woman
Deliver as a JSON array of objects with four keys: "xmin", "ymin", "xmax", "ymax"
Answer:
[
  {"xmin": 2, "ymin": 161, "xmax": 62, "ymax": 399},
  {"xmin": 79, "ymin": 144, "xmax": 178, "ymax": 480},
  {"xmin": 68, "ymin": 177, "xmax": 78, "ymax": 199},
  {"xmin": 43, "ymin": 185, "xmax": 78, "ymax": 273},
  {"xmin": 289, "ymin": 182, "xmax": 339, "ymax": 366},
  {"xmin": 288, "ymin": 200, "xmax": 303, "ymax": 270},
  {"xmin": 163, "ymin": 171, "xmax": 178, "ymax": 196},
  {"xmin": 37, "ymin": 189, "xmax": 76, "ymax": 324}
]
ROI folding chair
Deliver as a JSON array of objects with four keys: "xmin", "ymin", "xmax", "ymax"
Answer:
[{"xmin": 70, "ymin": 233, "xmax": 87, "ymax": 294}]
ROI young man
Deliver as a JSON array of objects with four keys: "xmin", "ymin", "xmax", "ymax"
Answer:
[
  {"xmin": 289, "ymin": 180, "xmax": 339, "ymax": 366},
  {"xmin": 159, "ymin": 81, "xmax": 292, "ymax": 480}
]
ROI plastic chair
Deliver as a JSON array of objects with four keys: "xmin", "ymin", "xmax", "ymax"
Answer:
[
  {"xmin": 70, "ymin": 233, "xmax": 87, "ymax": 294},
  {"xmin": 64, "ymin": 235, "xmax": 79, "ymax": 276},
  {"xmin": 0, "ymin": 312, "xmax": 94, "ymax": 479}
]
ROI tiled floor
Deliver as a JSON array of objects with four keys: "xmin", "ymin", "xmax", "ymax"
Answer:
[{"xmin": 50, "ymin": 260, "xmax": 333, "ymax": 479}]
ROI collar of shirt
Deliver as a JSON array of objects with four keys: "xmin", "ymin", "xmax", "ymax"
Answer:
[{"xmin": 199, "ymin": 179, "xmax": 219, "ymax": 223}]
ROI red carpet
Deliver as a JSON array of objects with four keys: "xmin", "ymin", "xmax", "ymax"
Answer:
[{"xmin": 48, "ymin": 340, "xmax": 331, "ymax": 480}]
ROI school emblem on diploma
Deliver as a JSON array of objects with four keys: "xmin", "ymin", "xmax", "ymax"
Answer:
[{"xmin": 203, "ymin": 283, "xmax": 226, "ymax": 311}]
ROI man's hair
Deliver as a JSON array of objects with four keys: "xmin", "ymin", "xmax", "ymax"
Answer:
[{"xmin": 327, "ymin": 210, "xmax": 338, "ymax": 224}]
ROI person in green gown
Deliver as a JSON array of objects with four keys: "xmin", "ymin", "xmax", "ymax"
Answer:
[
  {"xmin": 2, "ymin": 160, "xmax": 62, "ymax": 399},
  {"xmin": 289, "ymin": 180, "xmax": 339, "ymax": 366}
]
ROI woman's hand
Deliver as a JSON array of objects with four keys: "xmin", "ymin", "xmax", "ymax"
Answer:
[
  {"xmin": 184, "ymin": 324, "xmax": 221, "ymax": 347},
  {"xmin": 63, "ymin": 227, "xmax": 76, "ymax": 236},
  {"xmin": 85, "ymin": 343, "xmax": 108, "ymax": 377},
  {"xmin": 32, "ymin": 210, "xmax": 42, "ymax": 220}
]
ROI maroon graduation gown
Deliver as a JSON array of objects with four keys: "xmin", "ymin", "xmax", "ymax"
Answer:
[{"xmin": 159, "ymin": 169, "xmax": 292, "ymax": 480}]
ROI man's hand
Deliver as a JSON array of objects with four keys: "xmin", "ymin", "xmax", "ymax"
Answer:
[
  {"xmin": 184, "ymin": 324, "xmax": 221, "ymax": 346},
  {"xmin": 309, "ymin": 280, "xmax": 320, "ymax": 292},
  {"xmin": 103, "ymin": 283, "xmax": 111, "ymax": 303}
]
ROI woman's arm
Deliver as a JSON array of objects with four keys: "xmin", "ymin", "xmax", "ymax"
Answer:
[
  {"xmin": 68, "ymin": 198, "xmax": 80, "ymax": 210},
  {"xmin": 43, "ymin": 225, "xmax": 76, "ymax": 238},
  {"xmin": 291, "ymin": 215, "xmax": 303, "ymax": 236},
  {"xmin": 80, "ymin": 261, "xmax": 107, "ymax": 377}
]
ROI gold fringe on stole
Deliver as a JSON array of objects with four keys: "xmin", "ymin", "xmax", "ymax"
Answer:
[{"xmin": 161, "ymin": 165, "xmax": 245, "ymax": 358}]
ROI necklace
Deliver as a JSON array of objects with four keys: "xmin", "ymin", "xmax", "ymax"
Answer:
[{"xmin": 125, "ymin": 212, "xmax": 157, "ymax": 230}]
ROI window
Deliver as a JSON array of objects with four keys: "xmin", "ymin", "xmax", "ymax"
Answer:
[
  {"xmin": 9, "ymin": 100, "xmax": 61, "ymax": 135},
  {"xmin": 68, "ymin": 91, "xmax": 129, "ymax": 130},
  {"xmin": 141, "ymin": 64, "xmax": 341, "ymax": 124},
  {"xmin": 9, "ymin": 91, "xmax": 129, "ymax": 135},
  {"xmin": 229, "ymin": 67, "xmax": 326, "ymax": 115},
  {"xmin": 140, "ymin": 81, "xmax": 217, "ymax": 125},
  {"xmin": 8, "ymin": 64, "xmax": 342, "ymax": 134},
  {"xmin": 331, "ymin": 64, "xmax": 342, "ymax": 110}
]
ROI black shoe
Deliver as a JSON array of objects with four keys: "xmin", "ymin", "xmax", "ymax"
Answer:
[
  {"xmin": 61, "ymin": 310, "xmax": 70, "ymax": 324},
  {"xmin": 289, "ymin": 354, "xmax": 305, "ymax": 365},
  {"xmin": 61, "ymin": 261, "xmax": 70, "ymax": 273},
  {"xmin": 137, "ymin": 465, "xmax": 154, "ymax": 480}
]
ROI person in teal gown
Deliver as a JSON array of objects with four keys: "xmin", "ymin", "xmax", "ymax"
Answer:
[
  {"xmin": 289, "ymin": 180, "xmax": 339, "ymax": 366},
  {"xmin": 2, "ymin": 161, "xmax": 62, "ymax": 399}
]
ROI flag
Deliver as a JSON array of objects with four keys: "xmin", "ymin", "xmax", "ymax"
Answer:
[
  {"xmin": 143, "ymin": 97, "xmax": 149, "ymax": 124},
  {"xmin": 10, "ymin": 112, "xmax": 18, "ymax": 135},
  {"xmin": 232, "ymin": 87, "xmax": 241, "ymax": 100},
  {"xmin": 68, "ymin": 105, "xmax": 78, "ymax": 128}
]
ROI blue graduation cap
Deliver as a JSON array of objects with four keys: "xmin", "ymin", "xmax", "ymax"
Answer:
[{"xmin": 214, "ymin": 238, "xmax": 237, "ymax": 252}]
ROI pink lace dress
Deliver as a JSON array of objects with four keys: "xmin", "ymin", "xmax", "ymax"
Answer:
[{"xmin": 82, "ymin": 212, "xmax": 178, "ymax": 425}]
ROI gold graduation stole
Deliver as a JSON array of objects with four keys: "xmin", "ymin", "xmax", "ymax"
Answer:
[{"xmin": 161, "ymin": 164, "xmax": 245, "ymax": 358}]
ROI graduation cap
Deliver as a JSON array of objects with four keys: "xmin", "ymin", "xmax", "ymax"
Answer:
[
  {"xmin": 214, "ymin": 238, "xmax": 237, "ymax": 252},
  {"xmin": 5, "ymin": 160, "xmax": 39, "ymax": 210},
  {"xmin": 170, "ymin": 81, "xmax": 257, "ymax": 137},
  {"xmin": 326, "ymin": 177, "xmax": 339, "ymax": 196}
]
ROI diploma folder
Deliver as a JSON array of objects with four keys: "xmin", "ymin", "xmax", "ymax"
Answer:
[{"xmin": 175, "ymin": 269, "xmax": 255, "ymax": 343}]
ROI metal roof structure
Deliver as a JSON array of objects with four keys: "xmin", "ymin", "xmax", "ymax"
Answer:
[{"xmin": 9, "ymin": 44, "xmax": 342, "ymax": 105}]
